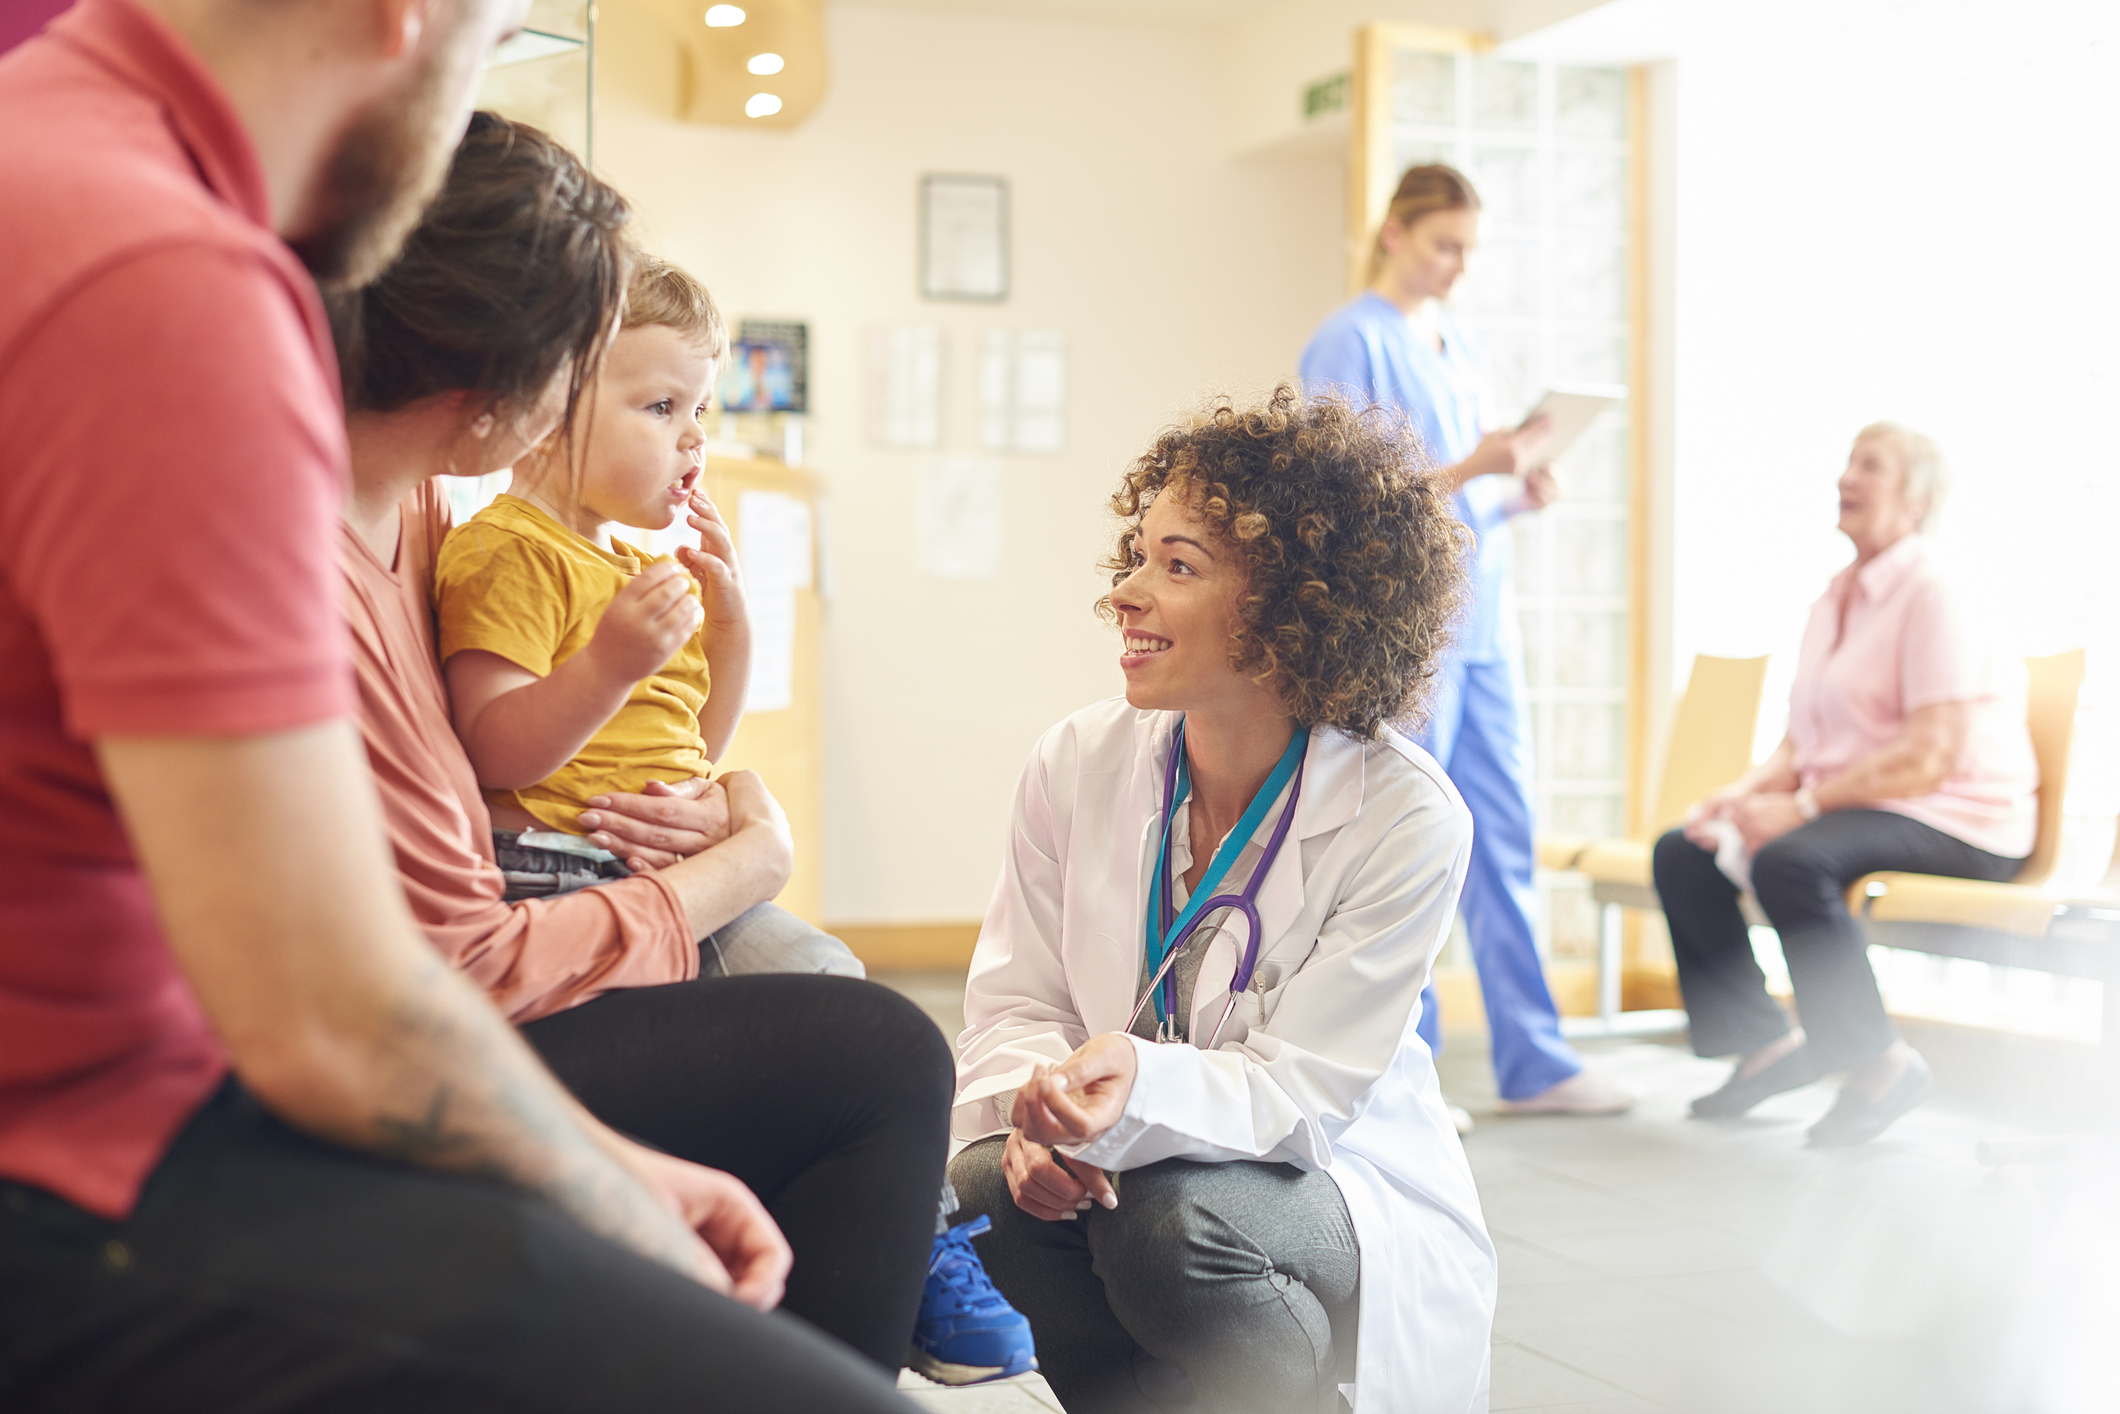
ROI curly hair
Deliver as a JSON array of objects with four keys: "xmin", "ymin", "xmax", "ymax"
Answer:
[{"xmin": 1099, "ymin": 385, "xmax": 1470, "ymax": 739}]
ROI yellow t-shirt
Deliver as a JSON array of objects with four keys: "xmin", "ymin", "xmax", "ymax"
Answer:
[{"xmin": 433, "ymin": 494, "xmax": 711, "ymax": 834}]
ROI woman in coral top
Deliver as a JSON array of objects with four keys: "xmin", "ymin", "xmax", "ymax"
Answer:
[{"xmin": 329, "ymin": 113, "xmax": 965, "ymax": 1386}]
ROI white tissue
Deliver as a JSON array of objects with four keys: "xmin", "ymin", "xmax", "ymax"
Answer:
[{"xmin": 1702, "ymin": 817, "xmax": 1753, "ymax": 892}]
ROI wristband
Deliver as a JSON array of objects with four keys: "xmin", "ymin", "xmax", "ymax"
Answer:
[{"xmin": 1794, "ymin": 786, "xmax": 1821, "ymax": 822}]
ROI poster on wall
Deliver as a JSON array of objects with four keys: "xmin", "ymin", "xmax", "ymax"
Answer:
[
  {"xmin": 920, "ymin": 174, "xmax": 1009, "ymax": 302},
  {"xmin": 725, "ymin": 319, "xmax": 808, "ymax": 413}
]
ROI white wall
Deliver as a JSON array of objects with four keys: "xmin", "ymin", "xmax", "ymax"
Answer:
[
  {"xmin": 1667, "ymin": 0, "xmax": 2120, "ymax": 882},
  {"xmin": 596, "ymin": 1, "xmax": 1345, "ymax": 921}
]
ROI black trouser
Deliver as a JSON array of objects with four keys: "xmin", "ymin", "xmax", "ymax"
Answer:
[
  {"xmin": 1652, "ymin": 811, "xmax": 2021, "ymax": 1072},
  {"xmin": 0, "ymin": 975, "xmax": 947, "ymax": 1411},
  {"xmin": 522, "ymin": 972, "xmax": 953, "ymax": 1368}
]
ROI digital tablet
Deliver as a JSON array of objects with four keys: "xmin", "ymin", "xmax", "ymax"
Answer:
[{"xmin": 1517, "ymin": 383, "xmax": 1627, "ymax": 470}]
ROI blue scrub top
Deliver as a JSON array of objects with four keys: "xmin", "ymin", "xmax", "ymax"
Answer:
[{"xmin": 1299, "ymin": 291, "xmax": 1517, "ymax": 663}]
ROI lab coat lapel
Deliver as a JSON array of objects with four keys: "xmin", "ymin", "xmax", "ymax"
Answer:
[
  {"xmin": 1254, "ymin": 729, "xmax": 1367, "ymax": 962},
  {"xmin": 1089, "ymin": 710, "xmax": 1181, "ymax": 1036},
  {"xmin": 1183, "ymin": 731, "xmax": 1371, "ymax": 1038}
]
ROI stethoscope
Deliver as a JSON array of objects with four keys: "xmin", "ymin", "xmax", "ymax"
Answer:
[{"xmin": 1123, "ymin": 719, "xmax": 1309, "ymax": 1049}]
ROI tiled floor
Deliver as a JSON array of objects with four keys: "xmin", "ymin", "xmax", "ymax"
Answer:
[{"xmin": 875, "ymin": 971, "xmax": 2120, "ymax": 1413}]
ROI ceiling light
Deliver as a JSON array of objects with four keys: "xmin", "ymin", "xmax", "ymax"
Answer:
[
  {"xmin": 745, "ymin": 93, "xmax": 783, "ymax": 118},
  {"xmin": 704, "ymin": 5, "xmax": 745, "ymax": 25},
  {"xmin": 747, "ymin": 52, "xmax": 784, "ymax": 75}
]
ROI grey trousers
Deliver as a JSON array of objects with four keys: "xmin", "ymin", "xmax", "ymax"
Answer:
[
  {"xmin": 700, "ymin": 901, "xmax": 867, "ymax": 979},
  {"xmin": 949, "ymin": 1137, "xmax": 1359, "ymax": 1414}
]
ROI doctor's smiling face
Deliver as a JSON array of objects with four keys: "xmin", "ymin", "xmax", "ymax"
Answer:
[{"xmin": 1110, "ymin": 490, "xmax": 1274, "ymax": 721}]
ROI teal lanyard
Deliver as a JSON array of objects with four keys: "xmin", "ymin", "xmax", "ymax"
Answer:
[{"xmin": 1145, "ymin": 722, "xmax": 1310, "ymax": 1023}]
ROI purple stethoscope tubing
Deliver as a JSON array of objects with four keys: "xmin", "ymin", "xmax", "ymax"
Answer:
[{"xmin": 1122, "ymin": 725, "xmax": 1308, "ymax": 1048}]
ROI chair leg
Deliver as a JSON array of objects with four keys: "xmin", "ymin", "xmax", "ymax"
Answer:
[{"xmin": 1599, "ymin": 900, "xmax": 1623, "ymax": 1025}]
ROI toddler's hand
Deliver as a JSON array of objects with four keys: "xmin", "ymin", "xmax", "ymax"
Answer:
[
  {"xmin": 586, "ymin": 563, "xmax": 703, "ymax": 683},
  {"xmin": 676, "ymin": 491, "xmax": 749, "ymax": 637}
]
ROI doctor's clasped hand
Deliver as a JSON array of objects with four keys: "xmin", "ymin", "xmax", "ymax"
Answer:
[{"xmin": 1003, "ymin": 1045, "xmax": 1132, "ymax": 1219}]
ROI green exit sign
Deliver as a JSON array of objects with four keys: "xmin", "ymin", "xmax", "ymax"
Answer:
[{"xmin": 1303, "ymin": 72, "xmax": 1349, "ymax": 120}]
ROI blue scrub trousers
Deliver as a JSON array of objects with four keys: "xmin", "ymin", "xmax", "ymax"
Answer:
[{"xmin": 1415, "ymin": 653, "xmax": 1582, "ymax": 1100}]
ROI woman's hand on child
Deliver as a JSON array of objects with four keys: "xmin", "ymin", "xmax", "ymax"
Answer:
[
  {"xmin": 719, "ymin": 769, "xmax": 794, "ymax": 892},
  {"xmin": 1002, "ymin": 1126, "xmax": 1116, "ymax": 1221},
  {"xmin": 1011, "ymin": 1036, "xmax": 1138, "ymax": 1151},
  {"xmin": 676, "ymin": 491, "xmax": 748, "ymax": 635},
  {"xmin": 579, "ymin": 776, "xmax": 730, "ymax": 871},
  {"xmin": 585, "ymin": 563, "xmax": 702, "ymax": 684}
]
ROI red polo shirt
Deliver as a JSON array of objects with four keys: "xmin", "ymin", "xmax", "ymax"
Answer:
[{"xmin": 0, "ymin": 0, "xmax": 352, "ymax": 1218}]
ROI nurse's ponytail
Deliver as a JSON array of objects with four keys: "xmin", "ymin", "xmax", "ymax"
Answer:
[{"xmin": 1368, "ymin": 164, "xmax": 1480, "ymax": 280}]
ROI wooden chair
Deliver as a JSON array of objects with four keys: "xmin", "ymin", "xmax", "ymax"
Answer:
[
  {"xmin": 1853, "ymin": 649, "xmax": 2086, "ymax": 915},
  {"xmin": 1846, "ymin": 652, "xmax": 2117, "ymax": 1162},
  {"xmin": 1541, "ymin": 654, "xmax": 1771, "ymax": 1026}
]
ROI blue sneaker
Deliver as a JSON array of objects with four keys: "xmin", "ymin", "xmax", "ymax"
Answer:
[{"xmin": 906, "ymin": 1215, "xmax": 1038, "ymax": 1385}]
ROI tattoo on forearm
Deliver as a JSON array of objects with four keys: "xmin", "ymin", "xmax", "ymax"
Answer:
[{"xmin": 347, "ymin": 959, "xmax": 698, "ymax": 1273}]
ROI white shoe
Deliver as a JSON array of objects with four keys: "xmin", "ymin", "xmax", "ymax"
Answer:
[
  {"xmin": 1497, "ymin": 1070, "xmax": 1636, "ymax": 1115},
  {"xmin": 1448, "ymin": 1104, "xmax": 1476, "ymax": 1135}
]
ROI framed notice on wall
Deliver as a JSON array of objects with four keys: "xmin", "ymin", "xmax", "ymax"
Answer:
[{"xmin": 920, "ymin": 174, "xmax": 1009, "ymax": 302}]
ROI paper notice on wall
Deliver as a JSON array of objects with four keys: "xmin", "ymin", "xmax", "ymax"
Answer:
[
  {"xmin": 918, "ymin": 458, "xmax": 1003, "ymax": 580},
  {"xmin": 739, "ymin": 489, "xmax": 812, "ymax": 590},
  {"xmin": 977, "ymin": 328, "xmax": 1066, "ymax": 454},
  {"xmin": 978, "ymin": 330, "xmax": 1013, "ymax": 450},
  {"xmin": 738, "ymin": 490, "xmax": 812, "ymax": 714},
  {"xmin": 1012, "ymin": 329, "xmax": 1067, "ymax": 453},
  {"xmin": 868, "ymin": 324, "xmax": 943, "ymax": 448},
  {"xmin": 744, "ymin": 587, "xmax": 796, "ymax": 714}
]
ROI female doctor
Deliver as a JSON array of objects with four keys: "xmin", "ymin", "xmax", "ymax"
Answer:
[
  {"xmin": 1299, "ymin": 164, "xmax": 1629, "ymax": 1117},
  {"xmin": 949, "ymin": 389, "xmax": 1496, "ymax": 1414}
]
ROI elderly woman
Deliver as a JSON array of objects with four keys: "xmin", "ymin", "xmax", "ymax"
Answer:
[
  {"xmin": 948, "ymin": 390, "xmax": 1496, "ymax": 1414},
  {"xmin": 1653, "ymin": 424, "xmax": 2035, "ymax": 1146}
]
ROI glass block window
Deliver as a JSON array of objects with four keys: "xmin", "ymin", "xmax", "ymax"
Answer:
[{"xmin": 1389, "ymin": 50, "xmax": 1634, "ymax": 848}]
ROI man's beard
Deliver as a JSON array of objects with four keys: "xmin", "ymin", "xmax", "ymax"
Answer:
[{"xmin": 288, "ymin": 29, "xmax": 473, "ymax": 289}]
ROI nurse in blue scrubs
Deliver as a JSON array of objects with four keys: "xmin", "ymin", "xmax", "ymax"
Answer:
[{"xmin": 1300, "ymin": 163, "xmax": 1633, "ymax": 1117}]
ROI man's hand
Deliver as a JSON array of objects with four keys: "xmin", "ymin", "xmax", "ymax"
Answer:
[
  {"xmin": 606, "ymin": 1135, "xmax": 791, "ymax": 1310},
  {"xmin": 578, "ymin": 776, "xmax": 731, "ymax": 872},
  {"xmin": 585, "ymin": 563, "xmax": 703, "ymax": 685},
  {"xmin": 1010, "ymin": 1035, "xmax": 1137, "ymax": 1150},
  {"xmin": 1002, "ymin": 1127, "xmax": 1116, "ymax": 1221}
]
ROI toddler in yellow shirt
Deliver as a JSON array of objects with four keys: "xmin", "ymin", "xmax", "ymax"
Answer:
[{"xmin": 434, "ymin": 256, "xmax": 749, "ymax": 897}]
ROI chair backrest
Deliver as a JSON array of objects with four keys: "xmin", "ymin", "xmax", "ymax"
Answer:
[
  {"xmin": 2013, "ymin": 649, "xmax": 2086, "ymax": 885},
  {"xmin": 1648, "ymin": 654, "xmax": 1771, "ymax": 836}
]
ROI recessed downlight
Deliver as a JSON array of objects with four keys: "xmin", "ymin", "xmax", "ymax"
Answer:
[
  {"xmin": 745, "ymin": 92, "xmax": 783, "ymax": 118},
  {"xmin": 747, "ymin": 52, "xmax": 785, "ymax": 75},
  {"xmin": 704, "ymin": 5, "xmax": 745, "ymax": 26}
]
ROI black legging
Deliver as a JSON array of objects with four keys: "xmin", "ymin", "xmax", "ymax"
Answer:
[
  {"xmin": 1652, "ymin": 810, "xmax": 2021, "ymax": 1071},
  {"xmin": 521, "ymin": 972, "xmax": 954, "ymax": 1371}
]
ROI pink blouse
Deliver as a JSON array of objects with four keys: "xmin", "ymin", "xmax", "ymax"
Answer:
[{"xmin": 1787, "ymin": 534, "xmax": 2037, "ymax": 860}]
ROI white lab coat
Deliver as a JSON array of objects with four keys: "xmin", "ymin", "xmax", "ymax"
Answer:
[{"xmin": 954, "ymin": 697, "xmax": 1497, "ymax": 1414}]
